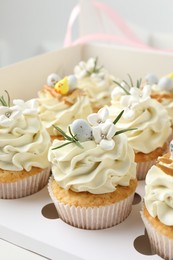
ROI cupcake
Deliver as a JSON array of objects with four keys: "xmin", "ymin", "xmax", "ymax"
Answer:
[
  {"xmin": 108, "ymin": 78, "xmax": 172, "ymax": 180},
  {"xmin": 141, "ymin": 141, "xmax": 173, "ymax": 259},
  {"xmin": 37, "ymin": 74, "xmax": 92, "ymax": 140},
  {"xmin": 145, "ymin": 72, "xmax": 173, "ymax": 141},
  {"xmin": 74, "ymin": 57, "xmax": 118, "ymax": 112},
  {"xmin": 48, "ymin": 107, "xmax": 137, "ymax": 229},
  {"xmin": 0, "ymin": 93, "xmax": 51, "ymax": 199}
]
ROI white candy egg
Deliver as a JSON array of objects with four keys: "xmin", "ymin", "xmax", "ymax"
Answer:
[
  {"xmin": 71, "ymin": 119, "xmax": 93, "ymax": 142},
  {"xmin": 158, "ymin": 77, "xmax": 173, "ymax": 92},
  {"xmin": 47, "ymin": 73, "xmax": 60, "ymax": 87},
  {"xmin": 145, "ymin": 73, "xmax": 158, "ymax": 85},
  {"xmin": 67, "ymin": 75, "xmax": 77, "ymax": 91}
]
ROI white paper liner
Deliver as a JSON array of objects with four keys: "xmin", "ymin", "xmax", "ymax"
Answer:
[
  {"xmin": 0, "ymin": 167, "xmax": 50, "ymax": 199},
  {"xmin": 136, "ymin": 160, "xmax": 156, "ymax": 180},
  {"xmin": 48, "ymin": 178, "xmax": 135, "ymax": 230},
  {"xmin": 141, "ymin": 210, "xmax": 173, "ymax": 260}
]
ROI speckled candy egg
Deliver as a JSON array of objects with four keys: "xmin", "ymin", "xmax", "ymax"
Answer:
[
  {"xmin": 71, "ymin": 119, "xmax": 93, "ymax": 142},
  {"xmin": 145, "ymin": 73, "xmax": 158, "ymax": 85},
  {"xmin": 158, "ymin": 77, "xmax": 173, "ymax": 92},
  {"xmin": 47, "ymin": 73, "xmax": 60, "ymax": 87}
]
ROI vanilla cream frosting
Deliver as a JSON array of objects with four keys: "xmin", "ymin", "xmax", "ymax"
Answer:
[
  {"xmin": 0, "ymin": 99, "xmax": 51, "ymax": 171},
  {"xmin": 37, "ymin": 90, "xmax": 92, "ymax": 135},
  {"xmin": 108, "ymin": 87, "xmax": 171, "ymax": 154},
  {"xmin": 48, "ymin": 134, "xmax": 136, "ymax": 194},
  {"xmin": 74, "ymin": 58, "xmax": 117, "ymax": 108},
  {"xmin": 145, "ymin": 162, "xmax": 173, "ymax": 226}
]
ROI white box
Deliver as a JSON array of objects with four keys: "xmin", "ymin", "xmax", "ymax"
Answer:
[{"xmin": 0, "ymin": 43, "xmax": 172, "ymax": 260}]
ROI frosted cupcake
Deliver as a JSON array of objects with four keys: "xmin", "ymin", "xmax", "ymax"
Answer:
[
  {"xmin": 48, "ymin": 107, "xmax": 137, "ymax": 229},
  {"xmin": 108, "ymin": 78, "xmax": 171, "ymax": 180},
  {"xmin": 145, "ymin": 72, "xmax": 173, "ymax": 140},
  {"xmin": 0, "ymin": 93, "xmax": 51, "ymax": 199},
  {"xmin": 74, "ymin": 57, "xmax": 117, "ymax": 112},
  {"xmin": 38, "ymin": 74, "xmax": 92, "ymax": 139},
  {"xmin": 141, "ymin": 141, "xmax": 173, "ymax": 259}
]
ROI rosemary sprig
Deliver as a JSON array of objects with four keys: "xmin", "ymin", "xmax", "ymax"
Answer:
[
  {"xmin": 113, "ymin": 80, "xmax": 130, "ymax": 95},
  {"xmin": 0, "ymin": 90, "xmax": 10, "ymax": 107},
  {"xmin": 113, "ymin": 110, "xmax": 137, "ymax": 135},
  {"xmin": 113, "ymin": 74, "xmax": 142, "ymax": 95},
  {"xmin": 86, "ymin": 57, "xmax": 103, "ymax": 76},
  {"xmin": 52, "ymin": 125, "xmax": 83, "ymax": 150}
]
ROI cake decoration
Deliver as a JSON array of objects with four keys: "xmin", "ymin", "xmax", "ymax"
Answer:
[
  {"xmin": 74, "ymin": 57, "xmax": 103, "ymax": 79},
  {"xmin": 112, "ymin": 75, "xmax": 142, "ymax": 100},
  {"xmin": 54, "ymin": 75, "xmax": 77, "ymax": 95},
  {"xmin": 47, "ymin": 73, "xmax": 60, "ymax": 87},
  {"xmin": 0, "ymin": 90, "xmax": 10, "ymax": 107},
  {"xmin": 52, "ymin": 107, "xmax": 135, "ymax": 151}
]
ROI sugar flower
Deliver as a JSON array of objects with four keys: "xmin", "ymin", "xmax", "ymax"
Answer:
[
  {"xmin": 121, "ymin": 85, "xmax": 151, "ymax": 119},
  {"xmin": 87, "ymin": 106, "xmax": 110, "ymax": 126},
  {"xmin": 92, "ymin": 121, "xmax": 116, "ymax": 150},
  {"xmin": 0, "ymin": 106, "xmax": 22, "ymax": 127}
]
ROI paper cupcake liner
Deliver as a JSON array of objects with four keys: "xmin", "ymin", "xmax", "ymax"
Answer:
[
  {"xmin": 141, "ymin": 211, "xmax": 173, "ymax": 260},
  {"xmin": 0, "ymin": 167, "xmax": 50, "ymax": 199},
  {"xmin": 136, "ymin": 160, "xmax": 156, "ymax": 180},
  {"xmin": 48, "ymin": 178, "xmax": 135, "ymax": 230}
]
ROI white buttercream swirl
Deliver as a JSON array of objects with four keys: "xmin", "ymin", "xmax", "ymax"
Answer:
[
  {"xmin": 145, "ymin": 164, "xmax": 173, "ymax": 226},
  {"xmin": 108, "ymin": 91, "xmax": 171, "ymax": 153},
  {"xmin": 37, "ymin": 90, "xmax": 92, "ymax": 135},
  {"xmin": 0, "ymin": 99, "xmax": 51, "ymax": 171},
  {"xmin": 74, "ymin": 58, "xmax": 117, "ymax": 108},
  {"xmin": 48, "ymin": 134, "xmax": 136, "ymax": 194}
]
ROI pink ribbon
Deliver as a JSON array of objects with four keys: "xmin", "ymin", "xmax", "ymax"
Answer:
[{"xmin": 64, "ymin": 0, "xmax": 173, "ymax": 54}]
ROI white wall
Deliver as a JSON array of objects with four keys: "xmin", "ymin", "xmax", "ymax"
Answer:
[{"xmin": 0, "ymin": 0, "xmax": 173, "ymax": 67}]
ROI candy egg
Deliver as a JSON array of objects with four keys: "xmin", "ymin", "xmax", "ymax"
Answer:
[
  {"xmin": 67, "ymin": 75, "xmax": 77, "ymax": 91},
  {"xmin": 47, "ymin": 73, "xmax": 60, "ymax": 87},
  {"xmin": 71, "ymin": 119, "xmax": 93, "ymax": 142},
  {"xmin": 145, "ymin": 73, "xmax": 158, "ymax": 85},
  {"xmin": 54, "ymin": 77, "xmax": 69, "ymax": 95},
  {"xmin": 158, "ymin": 77, "xmax": 173, "ymax": 92}
]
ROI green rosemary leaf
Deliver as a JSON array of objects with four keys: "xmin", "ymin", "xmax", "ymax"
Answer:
[
  {"xmin": 136, "ymin": 78, "xmax": 142, "ymax": 89},
  {"xmin": 122, "ymin": 79, "xmax": 132, "ymax": 89},
  {"xmin": 114, "ymin": 128, "xmax": 137, "ymax": 136},
  {"xmin": 0, "ymin": 96, "xmax": 7, "ymax": 106},
  {"xmin": 127, "ymin": 74, "xmax": 134, "ymax": 88},
  {"xmin": 68, "ymin": 126, "xmax": 78, "ymax": 141},
  {"xmin": 113, "ymin": 110, "xmax": 124, "ymax": 125},
  {"xmin": 113, "ymin": 80, "xmax": 130, "ymax": 95},
  {"xmin": 53, "ymin": 125, "xmax": 72, "ymax": 141},
  {"xmin": 5, "ymin": 90, "xmax": 10, "ymax": 106},
  {"xmin": 75, "ymin": 140, "xmax": 84, "ymax": 149},
  {"xmin": 52, "ymin": 141, "xmax": 73, "ymax": 150}
]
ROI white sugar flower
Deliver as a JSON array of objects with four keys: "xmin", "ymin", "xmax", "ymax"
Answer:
[
  {"xmin": 111, "ymin": 82, "xmax": 130, "ymax": 101},
  {"xmin": 0, "ymin": 106, "xmax": 22, "ymax": 127},
  {"xmin": 13, "ymin": 99, "xmax": 38, "ymax": 115},
  {"xmin": 92, "ymin": 121, "xmax": 116, "ymax": 150},
  {"xmin": 87, "ymin": 106, "xmax": 111, "ymax": 126},
  {"xmin": 86, "ymin": 58, "xmax": 96, "ymax": 71},
  {"xmin": 74, "ymin": 61, "xmax": 88, "ymax": 79},
  {"xmin": 121, "ymin": 85, "xmax": 151, "ymax": 119}
]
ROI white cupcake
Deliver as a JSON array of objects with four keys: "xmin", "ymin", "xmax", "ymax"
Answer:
[
  {"xmin": 48, "ymin": 107, "xmax": 137, "ymax": 229},
  {"xmin": 141, "ymin": 140, "xmax": 173, "ymax": 259},
  {"xmin": 108, "ymin": 78, "xmax": 171, "ymax": 180},
  {"xmin": 0, "ymin": 95, "xmax": 51, "ymax": 199}
]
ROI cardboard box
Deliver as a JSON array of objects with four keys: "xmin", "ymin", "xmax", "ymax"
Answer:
[{"xmin": 0, "ymin": 43, "xmax": 172, "ymax": 259}]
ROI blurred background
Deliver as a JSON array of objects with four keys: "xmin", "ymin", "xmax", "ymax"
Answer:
[{"xmin": 0, "ymin": 0, "xmax": 173, "ymax": 67}]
